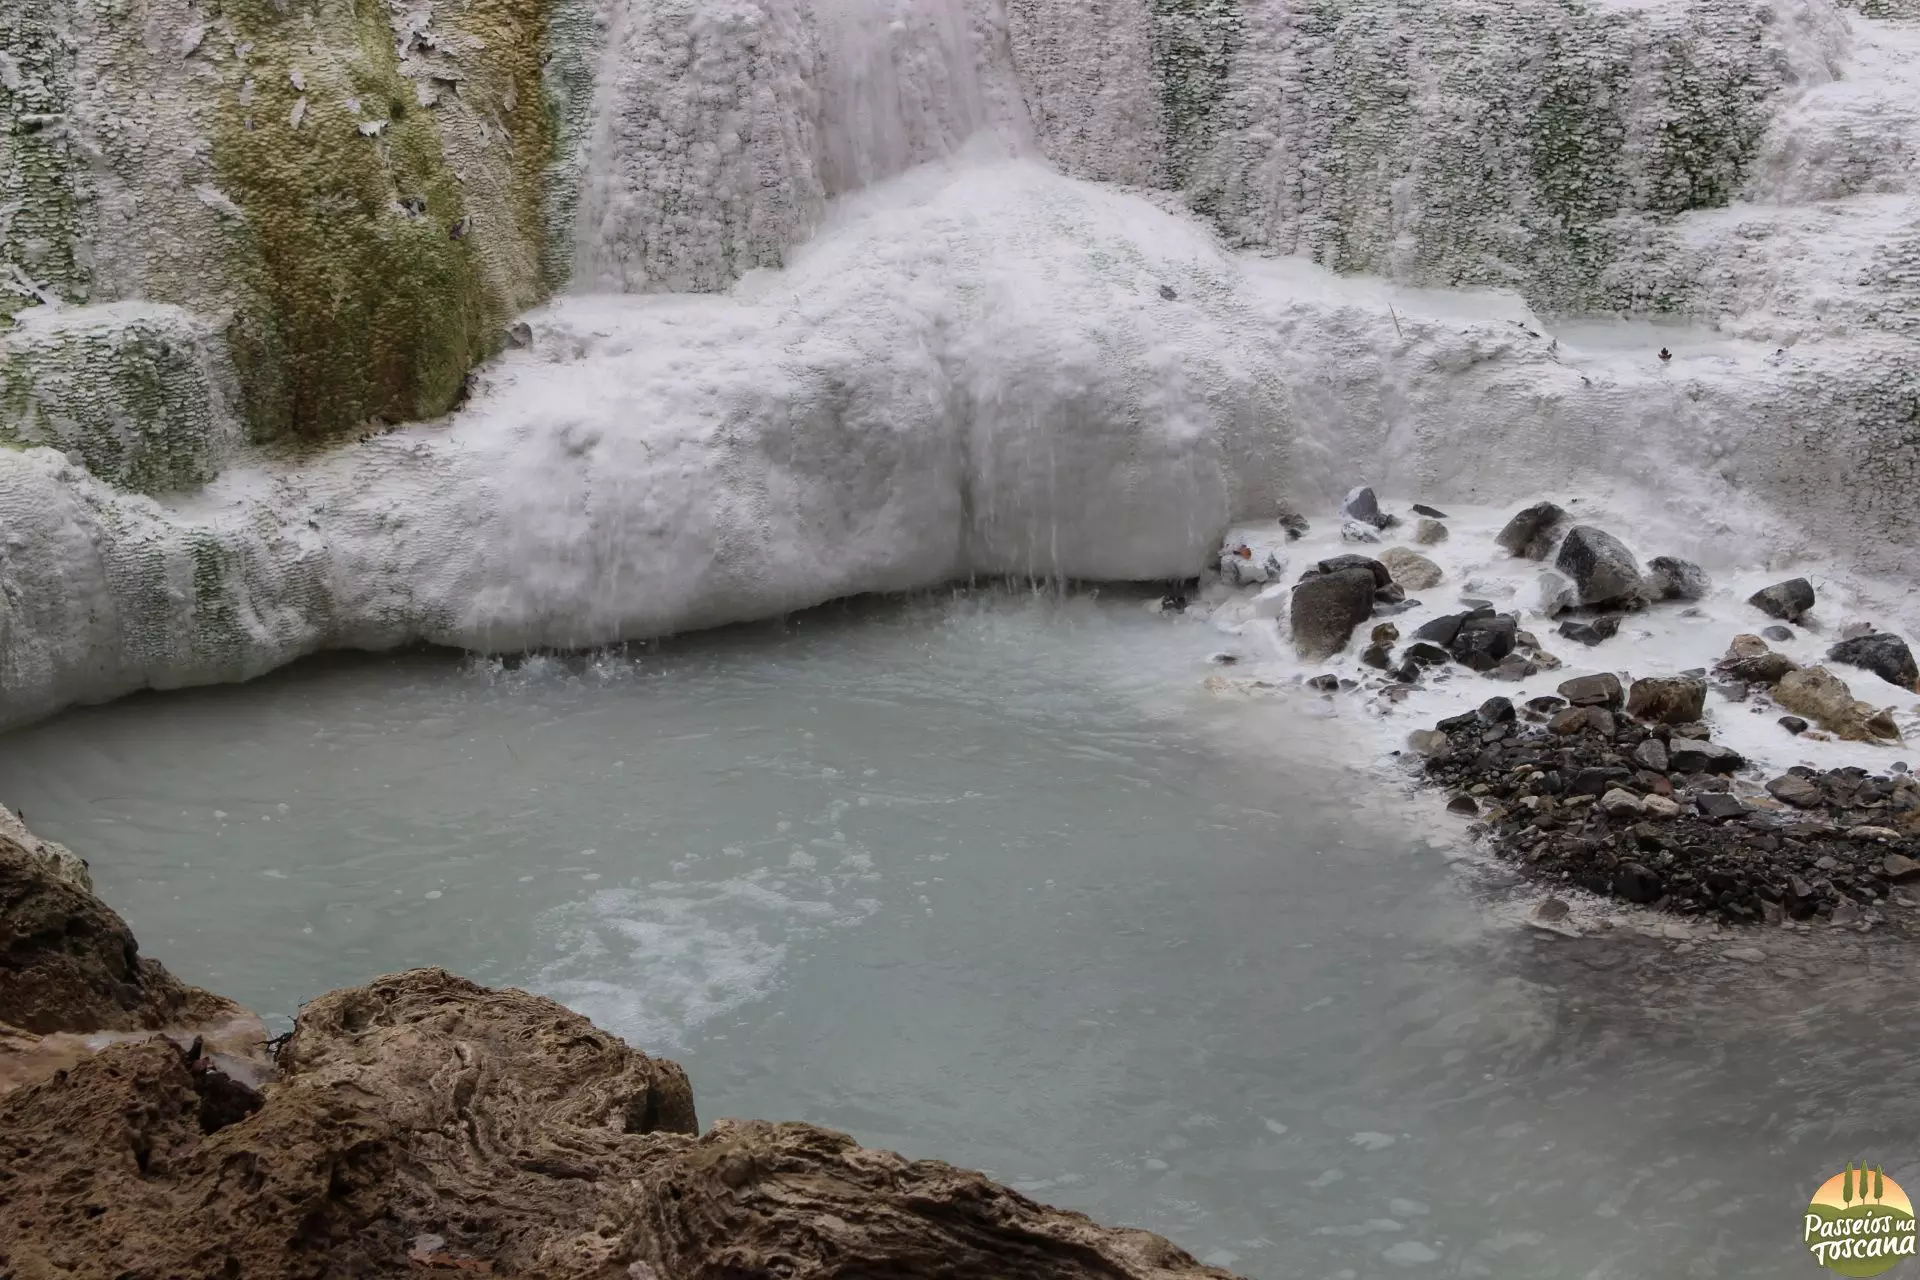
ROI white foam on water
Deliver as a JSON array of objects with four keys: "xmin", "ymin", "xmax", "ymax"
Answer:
[{"xmin": 534, "ymin": 846, "xmax": 884, "ymax": 1048}]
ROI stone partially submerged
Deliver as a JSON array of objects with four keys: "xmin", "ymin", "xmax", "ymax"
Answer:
[
  {"xmin": 1774, "ymin": 666, "xmax": 1902, "ymax": 742},
  {"xmin": 1647, "ymin": 556, "xmax": 1710, "ymax": 602},
  {"xmin": 1748, "ymin": 578, "xmax": 1816, "ymax": 623},
  {"xmin": 1554, "ymin": 525, "xmax": 1645, "ymax": 607},
  {"xmin": 1494, "ymin": 502, "xmax": 1568, "ymax": 561},
  {"xmin": 1291, "ymin": 568, "xmax": 1378, "ymax": 660},
  {"xmin": 1828, "ymin": 633, "xmax": 1919, "ymax": 692}
]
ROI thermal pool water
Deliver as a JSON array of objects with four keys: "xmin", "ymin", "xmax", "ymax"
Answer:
[{"xmin": 2, "ymin": 589, "xmax": 1913, "ymax": 1278}]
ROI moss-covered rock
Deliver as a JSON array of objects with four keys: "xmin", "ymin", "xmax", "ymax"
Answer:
[
  {"xmin": 2, "ymin": 0, "xmax": 582, "ymax": 451},
  {"xmin": 0, "ymin": 305, "xmax": 242, "ymax": 493}
]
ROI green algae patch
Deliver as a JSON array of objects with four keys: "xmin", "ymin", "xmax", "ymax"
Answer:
[
  {"xmin": 1, "ymin": 308, "xmax": 233, "ymax": 493},
  {"xmin": 0, "ymin": 2, "xmax": 99, "ymax": 316},
  {"xmin": 461, "ymin": 0, "xmax": 568, "ymax": 289},
  {"xmin": 208, "ymin": 0, "xmax": 505, "ymax": 440}
]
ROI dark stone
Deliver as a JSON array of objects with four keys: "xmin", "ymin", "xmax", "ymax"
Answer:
[
  {"xmin": 1159, "ymin": 593, "xmax": 1188, "ymax": 613},
  {"xmin": 1341, "ymin": 486, "xmax": 1391, "ymax": 530},
  {"xmin": 1159, "ymin": 284, "xmax": 1178, "ymax": 300},
  {"xmin": 1488, "ymin": 653, "xmax": 1538, "ymax": 681},
  {"xmin": 1614, "ymin": 862, "xmax": 1664, "ymax": 904},
  {"xmin": 1448, "ymin": 794, "xmax": 1479, "ymax": 815},
  {"xmin": 1307, "ymin": 674, "xmax": 1341, "ymax": 692},
  {"xmin": 1694, "ymin": 792, "xmax": 1749, "ymax": 822},
  {"xmin": 1711, "ymin": 681, "xmax": 1750, "ymax": 702},
  {"xmin": 1290, "ymin": 568, "xmax": 1378, "ymax": 660},
  {"xmin": 1550, "ymin": 708, "xmax": 1592, "ymax": 735},
  {"xmin": 1632, "ymin": 738, "xmax": 1669, "ymax": 772},
  {"xmin": 1360, "ymin": 644, "xmax": 1393, "ymax": 670},
  {"xmin": 1569, "ymin": 766, "xmax": 1630, "ymax": 797},
  {"xmin": 1392, "ymin": 661, "xmax": 1421, "ymax": 684},
  {"xmin": 1412, "ymin": 503, "xmax": 1449, "ymax": 518},
  {"xmin": 1450, "ymin": 614, "xmax": 1518, "ymax": 672},
  {"xmin": 1478, "ymin": 696, "xmax": 1516, "ymax": 724},
  {"xmin": 1667, "ymin": 739, "xmax": 1743, "ymax": 773},
  {"xmin": 1626, "ymin": 676, "xmax": 1707, "ymax": 725},
  {"xmin": 1300, "ymin": 554, "xmax": 1392, "ymax": 589},
  {"xmin": 1761, "ymin": 625, "xmax": 1794, "ymax": 643},
  {"xmin": 1719, "ymin": 652, "xmax": 1798, "ymax": 685},
  {"xmin": 1460, "ymin": 598, "xmax": 1494, "ymax": 612},
  {"xmin": 1420, "ymin": 614, "xmax": 1474, "ymax": 652},
  {"xmin": 1554, "ymin": 525, "xmax": 1645, "ymax": 607},
  {"xmin": 1556, "ymin": 615, "xmax": 1622, "ymax": 646},
  {"xmin": 1646, "ymin": 556, "xmax": 1710, "ymax": 602},
  {"xmin": 1828, "ymin": 633, "xmax": 1919, "ymax": 691},
  {"xmin": 1405, "ymin": 641, "xmax": 1452, "ymax": 666},
  {"xmin": 1766, "ymin": 775, "xmax": 1823, "ymax": 808},
  {"xmin": 1495, "ymin": 501, "xmax": 1568, "ymax": 560},
  {"xmin": 1557, "ymin": 673, "xmax": 1625, "ymax": 708},
  {"xmin": 1277, "ymin": 512, "xmax": 1310, "ymax": 540},
  {"xmin": 1748, "ymin": 577, "xmax": 1815, "ymax": 622},
  {"xmin": 1526, "ymin": 695, "xmax": 1566, "ymax": 714},
  {"xmin": 1374, "ymin": 582, "xmax": 1407, "ymax": 605}
]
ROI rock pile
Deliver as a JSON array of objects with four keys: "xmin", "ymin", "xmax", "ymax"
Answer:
[{"xmin": 1416, "ymin": 681, "xmax": 1920, "ymax": 924}]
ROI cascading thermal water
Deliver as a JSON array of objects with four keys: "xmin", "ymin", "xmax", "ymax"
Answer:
[
  {"xmin": 569, "ymin": 0, "xmax": 1027, "ymax": 292},
  {"xmin": 8, "ymin": 0, "xmax": 1920, "ymax": 1275}
]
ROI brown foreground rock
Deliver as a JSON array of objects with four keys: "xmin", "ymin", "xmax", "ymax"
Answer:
[
  {"xmin": 1, "ymin": 967, "xmax": 1240, "ymax": 1280},
  {"xmin": 0, "ymin": 811, "xmax": 1238, "ymax": 1280},
  {"xmin": 1, "ymin": 826, "xmax": 246, "ymax": 1040}
]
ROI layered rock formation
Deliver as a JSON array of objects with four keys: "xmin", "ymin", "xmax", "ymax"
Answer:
[{"xmin": 0, "ymin": 814, "xmax": 1242, "ymax": 1279}]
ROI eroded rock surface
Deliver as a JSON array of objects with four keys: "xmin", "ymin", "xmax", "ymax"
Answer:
[
  {"xmin": 0, "ymin": 829, "xmax": 238, "ymax": 1036},
  {"xmin": 0, "ymin": 967, "xmax": 1242, "ymax": 1280}
]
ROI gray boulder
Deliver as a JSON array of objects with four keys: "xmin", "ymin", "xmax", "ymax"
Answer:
[
  {"xmin": 1557, "ymin": 615, "xmax": 1622, "ymax": 646},
  {"xmin": 1341, "ymin": 485, "xmax": 1391, "ymax": 529},
  {"xmin": 1554, "ymin": 526, "xmax": 1645, "ymax": 607},
  {"xmin": 1766, "ymin": 775, "xmax": 1823, "ymax": 808},
  {"xmin": 1647, "ymin": 556, "xmax": 1710, "ymax": 602},
  {"xmin": 1378, "ymin": 547, "xmax": 1443, "ymax": 591},
  {"xmin": 1748, "ymin": 577, "xmax": 1815, "ymax": 622},
  {"xmin": 1450, "ymin": 614, "xmax": 1518, "ymax": 672},
  {"xmin": 1667, "ymin": 738, "xmax": 1743, "ymax": 773},
  {"xmin": 1828, "ymin": 633, "xmax": 1919, "ymax": 691},
  {"xmin": 1300, "ymin": 554, "xmax": 1392, "ymax": 590},
  {"xmin": 1495, "ymin": 501, "xmax": 1568, "ymax": 560},
  {"xmin": 1290, "ymin": 568, "xmax": 1378, "ymax": 660},
  {"xmin": 1558, "ymin": 673, "xmax": 1624, "ymax": 708}
]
